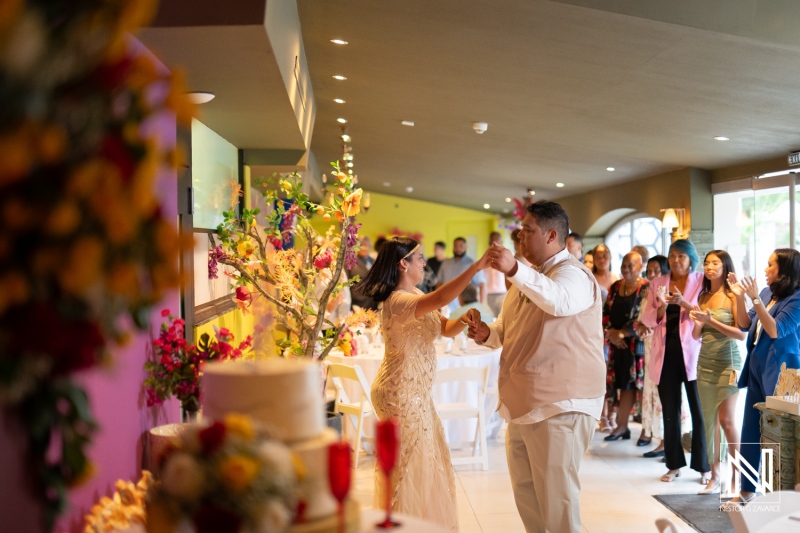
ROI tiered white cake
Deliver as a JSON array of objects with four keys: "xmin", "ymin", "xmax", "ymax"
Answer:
[{"xmin": 201, "ymin": 359, "xmax": 341, "ymax": 524}]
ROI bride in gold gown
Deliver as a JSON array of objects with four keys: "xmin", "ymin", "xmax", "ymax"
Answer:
[{"xmin": 356, "ymin": 237, "xmax": 491, "ymax": 531}]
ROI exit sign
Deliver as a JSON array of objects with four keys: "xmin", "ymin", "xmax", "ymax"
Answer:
[{"xmin": 789, "ymin": 151, "xmax": 800, "ymax": 166}]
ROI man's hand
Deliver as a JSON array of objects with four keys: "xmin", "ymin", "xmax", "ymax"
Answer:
[
  {"xmin": 463, "ymin": 308, "xmax": 481, "ymax": 328},
  {"xmin": 468, "ymin": 320, "xmax": 490, "ymax": 344},
  {"xmin": 487, "ymin": 242, "xmax": 517, "ymax": 276}
]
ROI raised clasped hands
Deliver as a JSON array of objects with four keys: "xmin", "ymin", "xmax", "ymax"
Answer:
[
  {"xmin": 462, "ymin": 308, "xmax": 482, "ymax": 329},
  {"xmin": 466, "ymin": 316, "xmax": 490, "ymax": 344},
  {"xmin": 689, "ymin": 305, "xmax": 712, "ymax": 324},
  {"xmin": 474, "ymin": 248, "xmax": 493, "ymax": 270},
  {"xmin": 485, "ymin": 242, "xmax": 517, "ymax": 275}
]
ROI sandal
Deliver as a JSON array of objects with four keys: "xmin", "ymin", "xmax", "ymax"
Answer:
[
  {"xmin": 598, "ymin": 416, "xmax": 613, "ymax": 433},
  {"xmin": 661, "ymin": 470, "xmax": 681, "ymax": 482},
  {"xmin": 700, "ymin": 472, "xmax": 712, "ymax": 485},
  {"xmin": 719, "ymin": 492, "xmax": 756, "ymax": 511}
]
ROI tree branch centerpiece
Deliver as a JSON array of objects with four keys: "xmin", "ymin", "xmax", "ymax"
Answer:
[{"xmin": 211, "ymin": 165, "xmax": 375, "ymax": 360}]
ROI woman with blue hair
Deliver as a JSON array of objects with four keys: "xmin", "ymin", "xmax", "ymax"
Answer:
[{"xmin": 642, "ymin": 239, "xmax": 710, "ymax": 483}]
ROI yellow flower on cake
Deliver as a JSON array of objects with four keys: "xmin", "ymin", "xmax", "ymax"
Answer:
[
  {"xmin": 224, "ymin": 413, "xmax": 255, "ymax": 441},
  {"xmin": 219, "ymin": 454, "xmax": 260, "ymax": 493},
  {"xmin": 342, "ymin": 188, "xmax": 363, "ymax": 217}
]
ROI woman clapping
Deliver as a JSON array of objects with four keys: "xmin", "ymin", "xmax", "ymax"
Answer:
[{"xmin": 724, "ymin": 249, "xmax": 800, "ymax": 506}]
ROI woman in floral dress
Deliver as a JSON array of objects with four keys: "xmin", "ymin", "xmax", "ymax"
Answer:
[{"xmin": 356, "ymin": 237, "xmax": 490, "ymax": 531}]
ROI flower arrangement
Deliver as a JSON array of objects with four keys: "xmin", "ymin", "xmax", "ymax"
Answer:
[
  {"xmin": 211, "ymin": 165, "xmax": 366, "ymax": 359},
  {"xmin": 147, "ymin": 414, "xmax": 302, "ymax": 533},
  {"xmin": 83, "ymin": 471, "xmax": 153, "ymax": 533},
  {"xmin": 0, "ymin": 0, "xmax": 192, "ymax": 527},
  {"xmin": 144, "ymin": 310, "xmax": 253, "ymax": 414},
  {"xmin": 336, "ymin": 309, "xmax": 380, "ymax": 356},
  {"xmin": 498, "ymin": 197, "xmax": 533, "ymax": 230},
  {"xmin": 383, "ymin": 227, "xmax": 424, "ymax": 242}
]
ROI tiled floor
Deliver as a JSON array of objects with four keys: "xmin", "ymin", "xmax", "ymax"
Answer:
[{"xmin": 352, "ymin": 422, "xmax": 708, "ymax": 532}]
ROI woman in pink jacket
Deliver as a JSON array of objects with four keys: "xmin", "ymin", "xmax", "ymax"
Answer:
[{"xmin": 642, "ymin": 239, "xmax": 710, "ymax": 483}]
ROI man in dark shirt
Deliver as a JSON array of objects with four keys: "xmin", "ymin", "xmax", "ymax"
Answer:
[
  {"xmin": 426, "ymin": 241, "xmax": 446, "ymax": 278},
  {"xmin": 347, "ymin": 236, "xmax": 378, "ymax": 310}
]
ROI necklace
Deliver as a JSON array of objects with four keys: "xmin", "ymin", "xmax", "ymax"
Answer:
[{"xmin": 620, "ymin": 279, "xmax": 639, "ymax": 296}]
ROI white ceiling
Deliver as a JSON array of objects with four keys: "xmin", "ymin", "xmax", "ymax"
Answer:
[{"xmin": 297, "ymin": 0, "xmax": 800, "ymax": 212}]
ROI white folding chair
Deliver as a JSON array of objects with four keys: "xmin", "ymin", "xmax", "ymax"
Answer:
[
  {"xmin": 325, "ymin": 363, "xmax": 375, "ymax": 468},
  {"xmin": 728, "ymin": 490, "xmax": 800, "ymax": 532},
  {"xmin": 434, "ymin": 365, "xmax": 490, "ymax": 470}
]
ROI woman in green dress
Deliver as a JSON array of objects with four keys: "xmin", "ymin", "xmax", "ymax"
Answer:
[{"xmin": 690, "ymin": 250, "xmax": 745, "ymax": 494}]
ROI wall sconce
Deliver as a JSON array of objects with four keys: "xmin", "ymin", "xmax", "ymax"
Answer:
[
  {"xmin": 661, "ymin": 208, "xmax": 688, "ymax": 239},
  {"xmin": 362, "ymin": 193, "xmax": 371, "ymax": 213}
]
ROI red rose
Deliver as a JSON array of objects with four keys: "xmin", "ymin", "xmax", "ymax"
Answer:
[
  {"xmin": 234, "ymin": 286, "xmax": 250, "ymax": 302},
  {"xmin": 198, "ymin": 421, "xmax": 226, "ymax": 456}
]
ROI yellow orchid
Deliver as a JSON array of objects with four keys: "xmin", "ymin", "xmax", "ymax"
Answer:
[{"xmin": 342, "ymin": 188, "xmax": 363, "ymax": 217}]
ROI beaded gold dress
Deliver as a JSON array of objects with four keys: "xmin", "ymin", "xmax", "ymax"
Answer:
[{"xmin": 371, "ymin": 289, "xmax": 458, "ymax": 531}]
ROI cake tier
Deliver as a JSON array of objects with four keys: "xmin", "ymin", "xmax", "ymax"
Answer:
[
  {"xmin": 290, "ymin": 497, "xmax": 360, "ymax": 533},
  {"xmin": 201, "ymin": 359, "xmax": 324, "ymax": 443},
  {"xmin": 291, "ymin": 428, "xmax": 339, "ymax": 521}
]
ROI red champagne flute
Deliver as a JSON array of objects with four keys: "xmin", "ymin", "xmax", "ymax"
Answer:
[
  {"xmin": 328, "ymin": 441, "xmax": 352, "ymax": 533},
  {"xmin": 375, "ymin": 418, "xmax": 401, "ymax": 529}
]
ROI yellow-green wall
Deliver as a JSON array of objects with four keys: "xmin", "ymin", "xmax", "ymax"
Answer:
[
  {"xmin": 310, "ymin": 191, "xmax": 501, "ymax": 258},
  {"xmin": 194, "ymin": 308, "xmax": 256, "ymax": 353}
]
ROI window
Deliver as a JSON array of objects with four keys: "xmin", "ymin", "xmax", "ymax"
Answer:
[
  {"xmin": 713, "ymin": 173, "xmax": 794, "ymax": 279},
  {"xmin": 606, "ymin": 215, "xmax": 665, "ymax": 270}
]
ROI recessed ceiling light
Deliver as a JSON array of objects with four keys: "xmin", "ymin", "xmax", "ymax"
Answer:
[
  {"xmin": 334, "ymin": 98, "xmax": 345, "ymax": 104},
  {"xmin": 383, "ymin": 182, "xmax": 391, "ymax": 187},
  {"xmin": 556, "ymin": 182, "xmax": 565, "ymax": 188},
  {"xmin": 505, "ymin": 197, "xmax": 512, "ymax": 202},
  {"xmin": 483, "ymin": 203, "xmax": 491, "ymax": 209},
  {"xmin": 187, "ymin": 91, "xmax": 215, "ymax": 104},
  {"xmin": 401, "ymin": 120, "xmax": 415, "ymax": 127},
  {"xmin": 330, "ymin": 39, "xmax": 348, "ymax": 45},
  {"xmin": 406, "ymin": 186, "xmax": 414, "ymax": 193},
  {"xmin": 333, "ymin": 75, "xmax": 347, "ymax": 81},
  {"xmin": 341, "ymin": 134, "xmax": 351, "ymax": 142},
  {"xmin": 337, "ymin": 118, "xmax": 347, "ymax": 124},
  {"xmin": 348, "ymin": 169, "xmax": 353, "ymax": 175},
  {"xmin": 606, "ymin": 167, "xmax": 615, "ymax": 172},
  {"xmin": 528, "ymin": 190, "xmax": 536, "ymax": 196},
  {"xmin": 714, "ymin": 136, "xmax": 730, "ymax": 141},
  {"xmin": 346, "ymin": 162, "xmax": 353, "ymax": 168}
]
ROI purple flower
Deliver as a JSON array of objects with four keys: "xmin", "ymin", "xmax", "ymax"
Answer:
[
  {"xmin": 208, "ymin": 246, "xmax": 227, "ymax": 279},
  {"xmin": 345, "ymin": 223, "xmax": 360, "ymax": 270},
  {"xmin": 281, "ymin": 205, "xmax": 301, "ymax": 243}
]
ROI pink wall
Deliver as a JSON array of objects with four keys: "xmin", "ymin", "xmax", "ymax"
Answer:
[{"xmin": 0, "ymin": 37, "xmax": 183, "ymax": 533}]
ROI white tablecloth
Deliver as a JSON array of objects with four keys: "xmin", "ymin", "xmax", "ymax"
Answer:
[{"xmin": 325, "ymin": 340, "xmax": 502, "ymax": 446}]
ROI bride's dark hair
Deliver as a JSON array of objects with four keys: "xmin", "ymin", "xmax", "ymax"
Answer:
[{"xmin": 354, "ymin": 237, "xmax": 419, "ymax": 302}]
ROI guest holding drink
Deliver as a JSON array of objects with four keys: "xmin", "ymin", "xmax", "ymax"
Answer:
[
  {"xmin": 355, "ymin": 237, "xmax": 490, "ymax": 530},
  {"xmin": 724, "ymin": 248, "xmax": 800, "ymax": 507},
  {"xmin": 642, "ymin": 239, "xmax": 710, "ymax": 483},
  {"xmin": 689, "ymin": 250, "xmax": 745, "ymax": 494},
  {"xmin": 603, "ymin": 252, "xmax": 649, "ymax": 441}
]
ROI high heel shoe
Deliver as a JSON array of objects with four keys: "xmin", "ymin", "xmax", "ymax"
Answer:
[
  {"xmin": 603, "ymin": 428, "xmax": 631, "ymax": 441},
  {"xmin": 698, "ymin": 479, "xmax": 721, "ymax": 494},
  {"xmin": 636, "ymin": 437, "xmax": 652, "ymax": 447}
]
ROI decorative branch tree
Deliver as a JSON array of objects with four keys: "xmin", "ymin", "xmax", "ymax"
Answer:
[{"xmin": 211, "ymin": 164, "xmax": 365, "ymax": 360}]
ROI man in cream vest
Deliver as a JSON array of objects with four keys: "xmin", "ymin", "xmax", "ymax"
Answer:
[{"xmin": 469, "ymin": 200, "xmax": 606, "ymax": 533}]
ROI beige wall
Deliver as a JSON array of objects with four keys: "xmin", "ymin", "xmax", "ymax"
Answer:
[{"xmin": 558, "ymin": 168, "xmax": 692, "ymax": 236}]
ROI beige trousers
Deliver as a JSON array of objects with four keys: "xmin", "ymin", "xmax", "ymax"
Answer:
[{"xmin": 506, "ymin": 412, "xmax": 596, "ymax": 533}]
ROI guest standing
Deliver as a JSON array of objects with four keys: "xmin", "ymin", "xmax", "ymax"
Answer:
[
  {"xmin": 638, "ymin": 255, "xmax": 692, "ymax": 457},
  {"xmin": 641, "ymin": 239, "xmax": 710, "ymax": 483},
  {"xmin": 356, "ymin": 237, "xmax": 490, "ymax": 530},
  {"xmin": 486, "ymin": 231, "xmax": 508, "ymax": 316},
  {"xmin": 347, "ymin": 236, "xmax": 377, "ymax": 310},
  {"xmin": 591, "ymin": 243, "xmax": 618, "ymax": 298},
  {"xmin": 583, "ymin": 251, "xmax": 594, "ymax": 271},
  {"xmin": 724, "ymin": 248, "xmax": 800, "ymax": 506},
  {"xmin": 437, "ymin": 237, "xmax": 486, "ymax": 311},
  {"xmin": 469, "ymin": 201, "xmax": 606, "ymax": 533},
  {"xmin": 689, "ymin": 250, "xmax": 745, "ymax": 494},
  {"xmin": 567, "ymin": 232, "xmax": 583, "ymax": 260},
  {"xmin": 603, "ymin": 252, "xmax": 648, "ymax": 441},
  {"xmin": 426, "ymin": 241, "xmax": 447, "ymax": 278}
]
